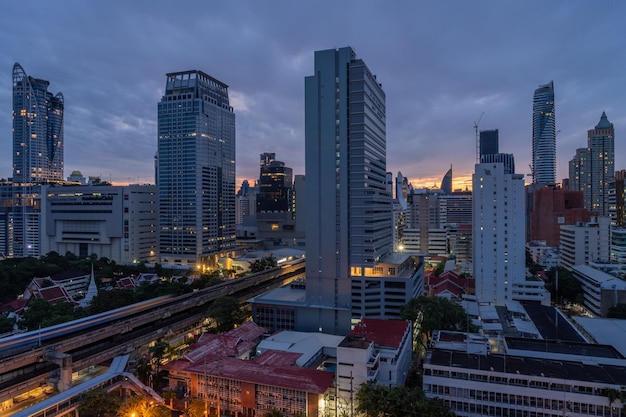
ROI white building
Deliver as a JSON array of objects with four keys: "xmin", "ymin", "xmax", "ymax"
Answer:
[
  {"xmin": 423, "ymin": 333, "xmax": 626, "ymax": 417},
  {"xmin": 473, "ymin": 162, "xmax": 546, "ymax": 305},
  {"xmin": 336, "ymin": 319, "xmax": 412, "ymax": 415},
  {"xmin": 41, "ymin": 184, "xmax": 157, "ymax": 264},
  {"xmin": 560, "ymin": 216, "xmax": 611, "ymax": 271},
  {"xmin": 572, "ymin": 264, "xmax": 626, "ymax": 317}
]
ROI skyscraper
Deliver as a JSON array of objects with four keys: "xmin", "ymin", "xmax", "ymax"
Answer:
[
  {"xmin": 473, "ymin": 156, "xmax": 549, "ymax": 305},
  {"xmin": 479, "ymin": 129, "xmax": 499, "ymax": 158},
  {"xmin": 250, "ymin": 47, "xmax": 422, "ymax": 335},
  {"xmin": 5, "ymin": 63, "xmax": 63, "ymax": 258},
  {"xmin": 532, "ymin": 81, "xmax": 556, "ymax": 185},
  {"xmin": 568, "ymin": 112, "xmax": 615, "ymax": 217},
  {"xmin": 157, "ymin": 70, "xmax": 235, "ymax": 267},
  {"xmin": 303, "ymin": 47, "xmax": 422, "ymax": 333},
  {"xmin": 12, "ymin": 63, "xmax": 64, "ymax": 183}
]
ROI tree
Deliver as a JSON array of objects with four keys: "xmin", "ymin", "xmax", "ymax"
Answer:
[
  {"xmin": 249, "ymin": 256, "xmax": 277, "ymax": 273},
  {"xmin": 0, "ymin": 313, "xmax": 15, "ymax": 334},
  {"xmin": 185, "ymin": 398, "xmax": 207, "ymax": 417},
  {"xmin": 206, "ymin": 296, "xmax": 246, "ymax": 332},
  {"xmin": 356, "ymin": 384, "xmax": 455, "ymax": 417},
  {"xmin": 117, "ymin": 396, "xmax": 151, "ymax": 417},
  {"xmin": 78, "ymin": 388, "xmax": 120, "ymax": 417},
  {"xmin": 401, "ymin": 295, "xmax": 473, "ymax": 350},
  {"xmin": 544, "ymin": 266, "xmax": 582, "ymax": 304}
]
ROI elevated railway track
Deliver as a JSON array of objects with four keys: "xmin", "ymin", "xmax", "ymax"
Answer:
[{"xmin": 0, "ymin": 259, "xmax": 305, "ymax": 404}]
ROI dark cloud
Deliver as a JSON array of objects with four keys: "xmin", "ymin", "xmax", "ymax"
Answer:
[{"xmin": 0, "ymin": 1, "xmax": 625, "ymax": 188}]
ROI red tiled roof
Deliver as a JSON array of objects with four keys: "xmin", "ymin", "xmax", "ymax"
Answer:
[
  {"xmin": 0, "ymin": 298, "xmax": 27, "ymax": 313},
  {"xmin": 184, "ymin": 322, "xmax": 266, "ymax": 361},
  {"xmin": 350, "ymin": 318, "xmax": 410, "ymax": 349},
  {"xmin": 36, "ymin": 285, "xmax": 74, "ymax": 304},
  {"xmin": 165, "ymin": 355, "xmax": 333, "ymax": 394}
]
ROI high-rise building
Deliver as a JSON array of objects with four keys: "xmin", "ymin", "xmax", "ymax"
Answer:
[
  {"xmin": 473, "ymin": 161, "xmax": 548, "ymax": 305},
  {"xmin": 250, "ymin": 47, "xmax": 422, "ymax": 335},
  {"xmin": 256, "ymin": 153, "xmax": 293, "ymax": 213},
  {"xmin": 157, "ymin": 70, "xmax": 236, "ymax": 267},
  {"xmin": 303, "ymin": 47, "xmax": 421, "ymax": 332},
  {"xmin": 532, "ymin": 81, "xmax": 556, "ymax": 185},
  {"xmin": 615, "ymin": 170, "xmax": 626, "ymax": 228},
  {"xmin": 479, "ymin": 129, "xmax": 499, "ymax": 158},
  {"xmin": 12, "ymin": 63, "xmax": 64, "ymax": 183},
  {"xmin": 568, "ymin": 112, "xmax": 615, "ymax": 217},
  {"xmin": 4, "ymin": 64, "xmax": 64, "ymax": 258}
]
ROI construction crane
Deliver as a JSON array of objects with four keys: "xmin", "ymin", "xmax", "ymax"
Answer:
[{"xmin": 474, "ymin": 112, "xmax": 485, "ymax": 163}]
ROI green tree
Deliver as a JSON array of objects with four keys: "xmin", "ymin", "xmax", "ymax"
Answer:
[
  {"xmin": 78, "ymin": 388, "xmax": 120, "ymax": 417},
  {"xmin": 401, "ymin": 295, "xmax": 472, "ymax": 350},
  {"xmin": 206, "ymin": 296, "xmax": 246, "ymax": 333},
  {"xmin": 0, "ymin": 313, "xmax": 15, "ymax": 334},
  {"xmin": 118, "ymin": 396, "xmax": 150, "ymax": 417},
  {"xmin": 356, "ymin": 384, "xmax": 455, "ymax": 417},
  {"xmin": 19, "ymin": 299, "xmax": 85, "ymax": 331},
  {"xmin": 249, "ymin": 256, "xmax": 277, "ymax": 273},
  {"xmin": 544, "ymin": 266, "xmax": 581, "ymax": 304}
]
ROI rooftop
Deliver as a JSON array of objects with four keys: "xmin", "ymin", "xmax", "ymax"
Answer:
[
  {"xmin": 349, "ymin": 318, "xmax": 410, "ymax": 349},
  {"xmin": 427, "ymin": 348, "xmax": 626, "ymax": 386}
]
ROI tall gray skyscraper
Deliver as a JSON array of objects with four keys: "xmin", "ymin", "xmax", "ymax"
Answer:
[
  {"xmin": 569, "ymin": 112, "xmax": 615, "ymax": 217},
  {"xmin": 305, "ymin": 47, "xmax": 395, "ymax": 333},
  {"xmin": 157, "ymin": 70, "xmax": 236, "ymax": 267},
  {"xmin": 532, "ymin": 81, "xmax": 556, "ymax": 185}
]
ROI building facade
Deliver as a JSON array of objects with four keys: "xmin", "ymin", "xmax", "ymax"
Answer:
[
  {"xmin": 559, "ymin": 216, "xmax": 611, "ymax": 271},
  {"xmin": 41, "ymin": 184, "xmax": 157, "ymax": 264},
  {"xmin": 304, "ymin": 47, "xmax": 391, "ymax": 334},
  {"xmin": 7, "ymin": 64, "xmax": 64, "ymax": 258},
  {"xmin": 532, "ymin": 81, "xmax": 556, "ymax": 185},
  {"xmin": 473, "ymin": 161, "xmax": 547, "ymax": 304},
  {"xmin": 423, "ymin": 335, "xmax": 626, "ymax": 417},
  {"xmin": 157, "ymin": 70, "xmax": 236, "ymax": 267},
  {"xmin": 569, "ymin": 113, "xmax": 615, "ymax": 217}
]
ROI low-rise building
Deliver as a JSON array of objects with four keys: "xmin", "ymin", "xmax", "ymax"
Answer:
[
  {"xmin": 572, "ymin": 264, "xmax": 626, "ymax": 317},
  {"xmin": 40, "ymin": 184, "xmax": 157, "ymax": 264},
  {"xmin": 423, "ymin": 333, "xmax": 626, "ymax": 417}
]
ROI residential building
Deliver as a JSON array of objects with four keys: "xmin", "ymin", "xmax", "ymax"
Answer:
[
  {"xmin": 532, "ymin": 81, "xmax": 556, "ymax": 185},
  {"xmin": 235, "ymin": 180, "xmax": 258, "ymax": 225},
  {"xmin": 569, "ymin": 112, "xmax": 615, "ymax": 217},
  {"xmin": 7, "ymin": 64, "xmax": 64, "ymax": 258},
  {"xmin": 616, "ymin": 170, "xmax": 626, "ymax": 228},
  {"xmin": 559, "ymin": 216, "xmax": 611, "ymax": 271},
  {"xmin": 157, "ymin": 70, "xmax": 236, "ymax": 267},
  {"xmin": 40, "ymin": 184, "xmax": 157, "ymax": 264},
  {"xmin": 473, "ymin": 161, "xmax": 547, "ymax": 305}
]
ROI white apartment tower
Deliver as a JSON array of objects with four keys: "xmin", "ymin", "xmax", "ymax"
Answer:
[{"xmin": 473, "ymin": 162, "xmax": 526, "ymax": 305}]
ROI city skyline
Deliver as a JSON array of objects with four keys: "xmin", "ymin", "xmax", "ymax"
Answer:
[{"xmin": 0, "ymin": 2, "xmax": 625, "ymax": 190}]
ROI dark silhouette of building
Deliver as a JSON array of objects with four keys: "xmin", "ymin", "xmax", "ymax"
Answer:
[{"xmin": 479, "ymin": 129, "xmax": 499, "ymax": 158}]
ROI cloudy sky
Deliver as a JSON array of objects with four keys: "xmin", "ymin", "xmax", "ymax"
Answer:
[{"xmin": 0, "ymin": 1, "xmax": 624, "ymax": 191}]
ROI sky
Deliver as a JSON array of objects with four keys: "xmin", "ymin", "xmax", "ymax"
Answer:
[{"xmin": 0, "ymin": 1, "xmax": 625, "ymax": 191}]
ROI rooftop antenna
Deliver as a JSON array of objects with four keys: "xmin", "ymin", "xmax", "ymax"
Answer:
[{"xmin": 474, "ymin": 112, "xmax": 485, "ymax": 163}]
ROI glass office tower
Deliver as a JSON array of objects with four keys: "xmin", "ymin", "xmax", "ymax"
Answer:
[
  {"xmin": 532, "ymin": 81, "xmax": 556, "ymax": 185},
  {"xmin": 157, "ymin": 70, "xmax": 236, "ymax": 267}
]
